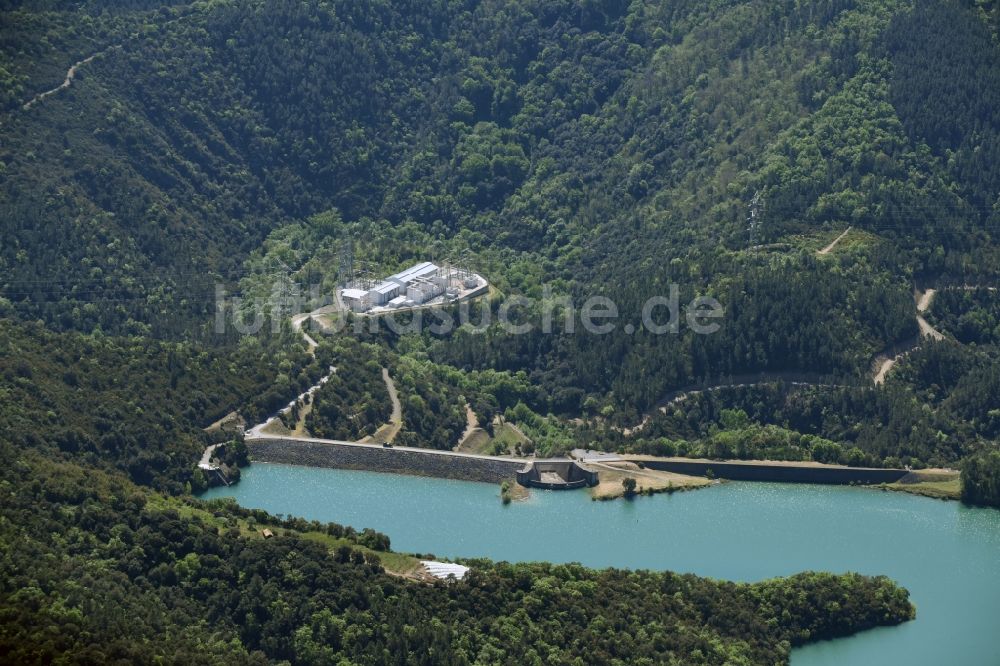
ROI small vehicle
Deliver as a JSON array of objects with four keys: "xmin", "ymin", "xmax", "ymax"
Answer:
[{"xmin": 382, "ymin": 442, "xmax": 393, "ymax": 448}]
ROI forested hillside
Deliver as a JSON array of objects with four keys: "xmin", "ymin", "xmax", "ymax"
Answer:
[
  {"xmin": 0, "ymin": 0, "xmax": 997, "ymax": 476},
  {"xmin": 1, "ymin": 2, "xmax": 997, "ymax": 474},
  {"xmin": 0, "ymin": 0, "xmax": 998, "ymax": 660},
  {"xmin": 0, "ymin": 318, "xmax": 327, "ymax": 490}
]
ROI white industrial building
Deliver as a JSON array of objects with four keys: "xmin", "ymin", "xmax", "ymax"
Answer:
[
  {"xmin": 388, "ymin": 261, "xmax": 439, "ymax": 286},
  {"xmin": 339, "ymin": 261, "xmax": 487, "ymax": 314},
  {"xmin": 341, "ymin": 288, "xmax": 370, "ymax": 312}
]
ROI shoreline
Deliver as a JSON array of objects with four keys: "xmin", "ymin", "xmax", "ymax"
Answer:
[
  {"xmin": 878, "ymin": 469, "xmax": 961, "ymax": 501},
  {"xmin": 215, "ymin": 458, "xmax": 969, "ymax": 510},
  {"xmin": 230, "ymin": 435, "xmax": 947, "ymax": 502}
]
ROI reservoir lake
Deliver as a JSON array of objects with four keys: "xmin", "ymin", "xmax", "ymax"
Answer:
[{"xmin": 202, "ymin": 463, "xmax": 1000, "ymax": 665}]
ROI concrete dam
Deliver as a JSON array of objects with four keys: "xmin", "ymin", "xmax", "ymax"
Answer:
[
  {"xmin": 247, "ymin": 436, "xmax": 526, "ymax": 484},
  {"xmin": 246, "ymin": 437, "xmax": 601, "ymax": 489},
  {"xmin": 637, "ymin": 457, "xmax": 908, "ymax": 485}
]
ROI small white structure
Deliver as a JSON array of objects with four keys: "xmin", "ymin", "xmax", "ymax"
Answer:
[{"xmin": 421, "ymin": 560, "xmax": 469, "ymax": 580}]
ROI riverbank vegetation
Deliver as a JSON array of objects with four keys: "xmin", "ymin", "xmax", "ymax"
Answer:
[
  {"xmin": 610, "ymin": 341, "xmax": 1000, "ymax": 473},
  {"xmin": 961, "ymin": 451, "xmax": 1000, "ymax": 508},
  {"xmin": 0, "ymin": 440, "xmax": 915, "ymax": 665},
  {"xmin": 0, "ymin": 319, "xmax": 323, "ymax": 492}
]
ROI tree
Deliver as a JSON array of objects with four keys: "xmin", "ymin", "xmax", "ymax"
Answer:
[{"xmin": 622, "ymin": 477, "xmax": 637, "ymax": 497}]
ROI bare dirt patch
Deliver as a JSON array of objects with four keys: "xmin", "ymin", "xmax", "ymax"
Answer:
[{"xmin": 589, "ymin": 461, "xmax": 711, "ymax": 500}]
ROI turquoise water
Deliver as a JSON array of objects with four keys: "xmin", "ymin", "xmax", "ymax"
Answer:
[{"xmin": 202, "ymin": 464, "xmax": 1000, "ymax": 665}]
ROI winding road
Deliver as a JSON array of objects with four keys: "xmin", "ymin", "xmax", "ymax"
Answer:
[
  {"xmin": 626, "ymin": 284, "xmax": 978, "ymax": 433},
  {"xmin": 873, "ymin": 288, "xmax": 946, "ymax": 385},
  {"xmin": 21, "ymin": 50, "xmax": 112, "ymax": 111},
  {"xmin": 14, "ymin": 5, "xmax": 205, "ymax": 118},
  {"xmin": 205, "ymin": 282, "xmax": 989, "ymax": 466},
  {"xmin": 915, "ymin": 288, "xmax": 945, "ymax": 341},
  {"xmin": 290, "ymin": 312, "xmax": 319, "ymax": 353},
  {"xmin": 622, "ymin": 373, "xmax": 843, "ymax": 436},
  {"xmin": 244, "ymin": 366, "xmax": 337, "ymax": 439}
]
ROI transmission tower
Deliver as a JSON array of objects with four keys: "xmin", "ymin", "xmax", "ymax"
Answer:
[
  {"xmin": 338, "ymin": 239, "xmax": 354, "ymax": 288},
  {"xmin": 355, "ymin": 260, "xmax": 377, "ymax": 290},
  {"xmin": 747, "ymin": 190, "xmax": 764, "ymax": 251}
]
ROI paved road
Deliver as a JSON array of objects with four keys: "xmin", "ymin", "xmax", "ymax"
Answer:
[
  {"xmin": 219, "ymin": 282, "xmax": 990, "ymax": 466},
  {"xmin": 198, "ymin": 443, "xmax": 223, "ymax": 470},
  {"xmin": 244, "ymin": 366, "xmax": 336, "ymax": 438}
]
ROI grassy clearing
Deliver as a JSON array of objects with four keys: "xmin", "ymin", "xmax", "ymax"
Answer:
[
  {"xmin": 455, "ymin": 428, "xmax": 492, "ymax": 454},
  {"xmin": 455, "ymin": 422, "xmax": 528, "ymax": 455},
  {"xmin": 150, "ymin": 495, "xmax": 424, "ymax": 576},
  {"xmin": 204, "ymin": 410, "xmax": 242, "ymax": 433},
  {"xmin": 291, "ymin": 399, "xmax": 314, "ymax": 436},
  {"xmin": 492, "ymin": 422, "xmax": 529, "ymax": 451},
  {"xmin": 785, "ymin": 228, "xmax": 880, "ymax": 254},
  {"xmin": 297, "ymin": 531, "xmax": 423, "ymax": 576},
  {"xmin": 259, "ymin": 418, "xmax": 292, "ymax": 436},
  {"xmin": 882, "ymin": 469, "xmax": 961, "ymax": 501}
]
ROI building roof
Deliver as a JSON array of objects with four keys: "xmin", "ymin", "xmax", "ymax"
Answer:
[
  {"xmin": 389, "ymin": 261, "xmax": 438, "ymax": 284},
  {"xmin": 420, "ymin": 560, "xmax": 469, "ymax": 580},
  {"xmin": 341, "ymin": 288, "xmax": 366, "ymax": 299},
  {"xmin": 373, "ymin": 281, "xmax": 399, "ymax": 295}
]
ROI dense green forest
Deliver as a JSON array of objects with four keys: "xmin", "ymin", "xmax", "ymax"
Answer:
[
  {"xmin": 2, "ymin": 0, "xmax": 1000, "ymax": 661},
  {"xmin": 607, "ymin": 339, "xmax": 1000, "ymax": 468},
  {"xmin": 390, "ymin": 355, "xmax": 469, "ymax": 449},
  {"xmin": 926, "ymin": 288, "xmax": 1000, "ymax": 345},
  {"xmin": 0, "ymin": 0, "xmax": 997, "ymax": 493},
  {"xmin": 961, "ymin": 450, "xmax": 1000, "ymax": 507},
  {"xmin": 0, "ymin": 318, "xmax": 324, "ymax": 491},
  {"xmin": 305, "ymin": 339, "xmax": 391, "ymax": 441}
]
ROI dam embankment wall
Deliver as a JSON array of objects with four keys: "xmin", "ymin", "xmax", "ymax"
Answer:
[
  {"xmin": 247, "ymin": 437, "xmax": 524, "ymax": 483},
  {"xmin": 639, "ymin": 458, "xmax": 908, "ymax": 484}
]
